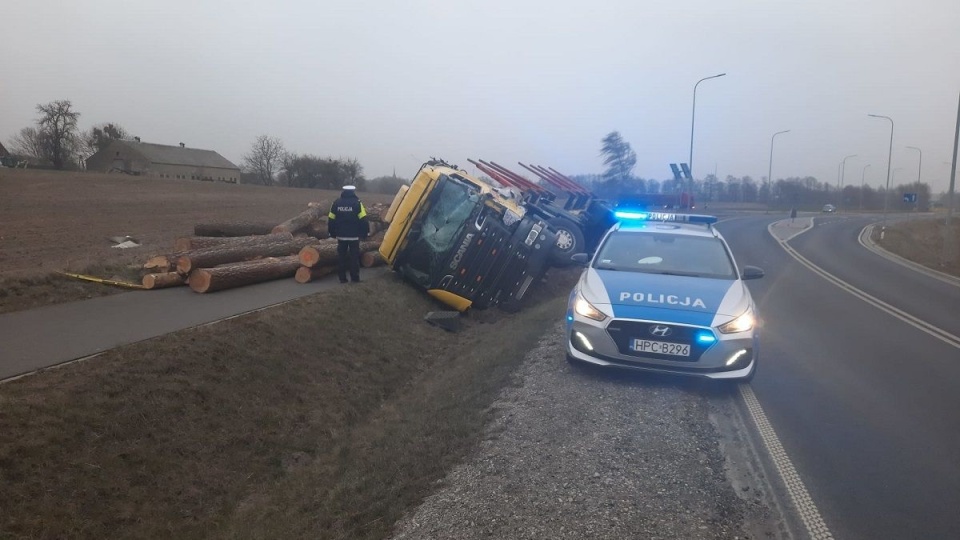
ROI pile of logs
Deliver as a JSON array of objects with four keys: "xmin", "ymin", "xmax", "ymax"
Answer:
[{"xmin": 140, "ymin": 202, "xmax": 388, "ymax": 293}]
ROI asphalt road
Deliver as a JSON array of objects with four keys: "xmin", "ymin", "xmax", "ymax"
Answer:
[{"xmin": 718, "ymin": 214, "xmax": 960, "ymax": 540}]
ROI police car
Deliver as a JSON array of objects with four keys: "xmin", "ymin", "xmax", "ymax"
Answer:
[{"xmin": 565, "ymin": 212, "xmax": 764, "ymax": 381}]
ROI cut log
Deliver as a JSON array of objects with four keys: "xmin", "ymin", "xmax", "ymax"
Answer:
[
  {"xmin": 142, "ymin": 272, "xmax": 186, "ymax": 289},
  {"xmin": 305, "ymin": 220, "xmax": 330, "ymax": 239},
  {"xmin": 143, "ymin": 254, "xmax": 177, "ymax": 272},
  {"xmin": 193, "ymin": 222, "xmax": 277, "ymax": 237},
  {"xmin": 298, "ymin": 239, "xmax": 380, "ymax": 268},
  {"xmin": 174, "ymin": 231, "xmax": 293, "ymax": 252},
  {"xmin": 360, "ymin": 250, "xmax": 385, "ymax": 268},
  {"xmin": 294, "ymin": 265, "xmax": 336, "ymax": 283},
  {"xmin": 189, "ymin": 256, "xmax": 301, "ymax": 293},
  {"xmin": 272, "ymin": 206, "xmax": 326, "ymax": 235},
  {"xmin": 298, "ymin": 242, "xmax": 339, "ymax": 268},
  {"xmin": 177, "ymin": 237, "xmax": 316, "ymax": 274}
]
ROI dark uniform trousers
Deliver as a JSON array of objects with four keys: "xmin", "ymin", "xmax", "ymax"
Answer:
[{"xmin": 337, "ymin": 240, "xmax": 361, "ymax": 283}]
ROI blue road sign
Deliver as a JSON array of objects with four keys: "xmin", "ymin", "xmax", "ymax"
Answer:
[{"xmin": 903, "ymin": 193, "xmax": 918, "ymax": 203}]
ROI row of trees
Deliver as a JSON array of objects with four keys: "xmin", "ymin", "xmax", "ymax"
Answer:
[
  {"xmin": 7, "ymin": 100, "xmax": 129, "ymax": 169},
  {"xmin": 585, "ymin": 130, "xmax": 932, "ymax": 210},
  {"xmin": 241, "ymin": 134, "xmax": 371, "ymax": 191}
]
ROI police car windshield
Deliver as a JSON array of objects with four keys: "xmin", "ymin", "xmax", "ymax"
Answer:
[{"xmin": 592, "ymin": 230, "xmax": 736, "ymax": 279}]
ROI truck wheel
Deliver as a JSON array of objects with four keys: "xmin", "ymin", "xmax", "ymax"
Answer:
[{"xmin": 548, "ymin": 217, "xmax": 585, "ymax": 268}]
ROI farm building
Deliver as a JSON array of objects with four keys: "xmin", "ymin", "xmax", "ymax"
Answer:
[{"xmin": 85, "ymin": 138, "xmax": 240, "ymax": 183}]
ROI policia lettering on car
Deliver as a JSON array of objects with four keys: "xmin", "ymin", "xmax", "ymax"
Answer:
[{"xmin": 618, "ymin": 292, "xmax": 707, "ymax": 309}]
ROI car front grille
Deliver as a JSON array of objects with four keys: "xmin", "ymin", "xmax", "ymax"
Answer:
[{"xmin": 605, "ymin": 319, "xmax": 713, "ymax": 362}]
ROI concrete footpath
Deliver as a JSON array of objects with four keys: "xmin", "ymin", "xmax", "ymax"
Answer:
[{"xmin": 0, "ymin": 272, "xmax": 381, "ymax": 381}]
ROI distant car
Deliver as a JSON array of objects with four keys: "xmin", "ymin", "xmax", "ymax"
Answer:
[
  {"xmin": 565, "ymin": 212, "xmax": 763, "ymax": 382},
  {"xmin": 822, "ymin": 204, "xmax": 836, "ymax": 213}
]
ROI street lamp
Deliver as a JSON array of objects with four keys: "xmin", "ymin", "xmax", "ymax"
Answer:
[
  {"xmin": 689, "ymin": 73, "xmax": 726, "ymax": 195},
  {"xmin": 906, "ymin": 146, "xmax": 922, "ymax": 211},
  {"xmin": 839, "ymin": 154, "xmax": 857, "ymax": 211},
  {"xmin": 767, "ymin": 129, "xmax": 790, "ymax": 202},
  {"xmin": 860, "ymin": 164, "xmax": 871, "ymax": 210},
  {"xmin": 868, "ymin": 114, "xmax": 895, "ymax": 231}
]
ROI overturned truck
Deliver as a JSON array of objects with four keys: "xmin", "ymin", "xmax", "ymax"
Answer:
[
  {"xmin": 378, "ymin": 160, "xmax": 560, "ymax": 312},
  {"xmin": 468, "ymin": 159, "xmax": 617, "ymax": 267}
]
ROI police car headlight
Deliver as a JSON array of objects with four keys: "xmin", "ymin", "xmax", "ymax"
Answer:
[
  {"xmin": 574, "ymin": 294, "xmax": 607, "ymax": 322},
  {"xmin": 718, "ymin": 308, "xmax": 755, "ymax": 334}
]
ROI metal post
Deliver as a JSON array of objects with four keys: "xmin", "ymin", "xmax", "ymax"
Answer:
[
  {"xmin": 907, "ymin": 146, "xmax": 922, "ymax": 211},
  {"xmin": 860, "ymin": 164, "xmax": 871, "ymax": 211},
  {"xmin": 944, "ymin": 91, "xmax": 959, "ymax": 263},
  {"xmin": 689, "ymin": 73, "xmax": 726, "ymax": 197},
  {"xmin": 767, "ymin": 130, "xmax": 790, "ymax": 201},
  {"xmin": 840, "ymin": 154, "xmax": 856, "ymax": 212},
  {"xmin": 869, "ymin": 114, "xmax": 895, "ymax": 232}
]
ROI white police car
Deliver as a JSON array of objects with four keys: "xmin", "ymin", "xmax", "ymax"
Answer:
[{"xmin": 565, "ymin": 212, "xmax": 764, "ymax": 381}]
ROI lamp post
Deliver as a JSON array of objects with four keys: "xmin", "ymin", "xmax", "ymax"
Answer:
[
  {"xmin": 767, "ymin": 129, "xmax": 790, "ymax": 203},
  {"xmin": 840, "ymin": 154, "xmax": 857, "ymax": 212},
  {"xmin": 945, "ymin": 91, "xmax": 958, "ymax": 264},
  {"xmin": 860, "ymin": 164, "xmax": 871, "ymax": 210},
  {"xmin": 689, "ymin": 73, "xmax": 726, "ymax": 196},
  {"xmin": 906, "ymin": 146, "xmax": 922, "ymax": 212},
  {"xmin": 868, "ymin": 114, "xmax": 895, "ymax": 232}
]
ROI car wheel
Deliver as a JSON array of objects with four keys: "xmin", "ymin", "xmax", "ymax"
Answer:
[{"xmin": 549, "ymin": 217, "xmax": 585, "ymax": 268}]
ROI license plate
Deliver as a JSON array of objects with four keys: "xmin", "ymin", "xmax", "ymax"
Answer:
[{"xmin": 630, "ymin": 339, "xmax": 690, "ymax": 357}]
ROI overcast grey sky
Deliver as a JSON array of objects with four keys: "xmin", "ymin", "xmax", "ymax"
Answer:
[{"xmin": 2, "ymin": 0, "xmax": 958, "ymax": 192}]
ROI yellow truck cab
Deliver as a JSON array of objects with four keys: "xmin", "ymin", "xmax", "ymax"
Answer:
[{"xmin": 379, "ymin": 160, "xmax": 558, "ymax": 311}]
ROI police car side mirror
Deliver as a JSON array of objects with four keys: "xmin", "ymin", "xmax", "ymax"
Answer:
[
  {"xmin": 570, "ymin": 253, "xmax": 589, "ymax": 266},
  {"xmin": 741, "ymin": 266, "xmax": 764, "ymax": 280}
]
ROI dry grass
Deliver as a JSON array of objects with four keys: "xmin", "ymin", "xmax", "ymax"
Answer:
[
  {"xmin": 0, "ymin": 168, "xmax": 393, "ymax": 313},
  {"xmin": 878, "ymin": 219, "xmax": 960, "ymax": 277},
  {"xmin": 0, "ymin": 269, "xmax": 578, "ymax": 539}
]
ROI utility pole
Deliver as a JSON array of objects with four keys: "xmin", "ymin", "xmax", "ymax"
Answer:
[
  {"xmin": 944, "ymin": 91, "xmax": 958, "ymax": 263},
  {"xmin": 907, "ymin": 146, "xmax": 922, "ymax": 212}
]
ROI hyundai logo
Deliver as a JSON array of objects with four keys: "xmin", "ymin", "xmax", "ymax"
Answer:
[{"xmin": 649, "ymin": 325, "xmax": 672, "ymax": 337}]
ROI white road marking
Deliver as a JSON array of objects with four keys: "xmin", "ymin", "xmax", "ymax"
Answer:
[
  {"xmin": 858, "ymin": 224, "xmax": 960, "ymax": 288},
  {"xmin": 739, "ymin": 384, "xmax": 835, "ymax": 540},
  {"xmin": 769, "ymin": 224, "xmax": 960, "ymax": 349}
]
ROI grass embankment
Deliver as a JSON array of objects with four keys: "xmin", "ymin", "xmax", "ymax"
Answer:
[
  {"xmin": 0, "ymin": 272, "xmax": 575, "ymax": 539},
  {"xmin": 0, "ymin": 264, "xmax": 142, "ymax": 315},
  {"xmin": 879, "ymin": 219, "xmax": 960, "ymax": 278}
]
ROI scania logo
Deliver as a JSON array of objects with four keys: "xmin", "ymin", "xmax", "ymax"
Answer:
[
  {"xmin": 449, "ymin": 233, "xmax": 475, "ymax": 270},
  {"xmin": 649, "ymin": 325, "xmax": 672, "ymax": 337}
]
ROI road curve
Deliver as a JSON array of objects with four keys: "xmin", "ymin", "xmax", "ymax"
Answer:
[{"xmin": 718, "ymin": 214, "xmax": 960, "ymax": 540}]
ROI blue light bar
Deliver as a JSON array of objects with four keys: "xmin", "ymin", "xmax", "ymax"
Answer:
[
  {"xmin": 614, "ymin": 210, "xmax": 650, "ymax": 220},
  {"xmin": 614, "ymin": 211, "xmax": 718, "ymax": 225}
]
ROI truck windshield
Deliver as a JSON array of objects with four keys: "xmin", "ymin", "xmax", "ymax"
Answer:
[{"xmin": 399, "ymin": 176, "xmax": 481, "ymax": 286}]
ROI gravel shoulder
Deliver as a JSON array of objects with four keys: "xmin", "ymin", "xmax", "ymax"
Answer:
[{"xmin": 392, "ymin": 323, "xmax": 785, "ymax": 540}]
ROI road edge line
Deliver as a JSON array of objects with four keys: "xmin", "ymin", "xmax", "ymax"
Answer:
[
  {"xmin": 739, "ymin": 383, "xmax": 835, "ymax": 540},
  {"xmin": 858, "ymin": 224, "xmax": 960, "ymax": 288},
  {"xmin": 776, "ymin": 237, "xmax": 960, "ymax": 348}
]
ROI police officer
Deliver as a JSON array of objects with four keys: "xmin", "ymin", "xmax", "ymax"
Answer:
[{"xmin": 327, "ymin": 185, "xmax": 369, "ymax": 283}]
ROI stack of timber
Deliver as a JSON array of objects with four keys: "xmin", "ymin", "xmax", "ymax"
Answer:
[
  {"xmin": 138, "ymin": 199, "xmax": 391, "ymax": 293},
  {"xmin": 188, "ymin": 256, "xmax": 302, "ymax": 293}
]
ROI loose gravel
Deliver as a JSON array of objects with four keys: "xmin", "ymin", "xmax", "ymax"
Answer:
[{"xmin": 392, "ymin": 322, "xmax": 782, "ymax": 540}]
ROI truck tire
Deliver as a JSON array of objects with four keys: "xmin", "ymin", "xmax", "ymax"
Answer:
[{"xmin": 548, "ymin": 217, "xmax": 585, "ymax": 268}]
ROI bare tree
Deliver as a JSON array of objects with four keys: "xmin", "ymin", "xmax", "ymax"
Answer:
[
  {"xmin": 36, "ymin": 100, "xmax": 81, "ymax": 169},
  {"xmin": 9, "ymin": 127, "xmax": 50, "ymax": 164},
  {"xmin": 242, "ymin": 135, "xmax": 286, "ymax": 185},
  {"xmin": 600, "ymin": 131, "xmax": 637, "ymax": 183}
]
